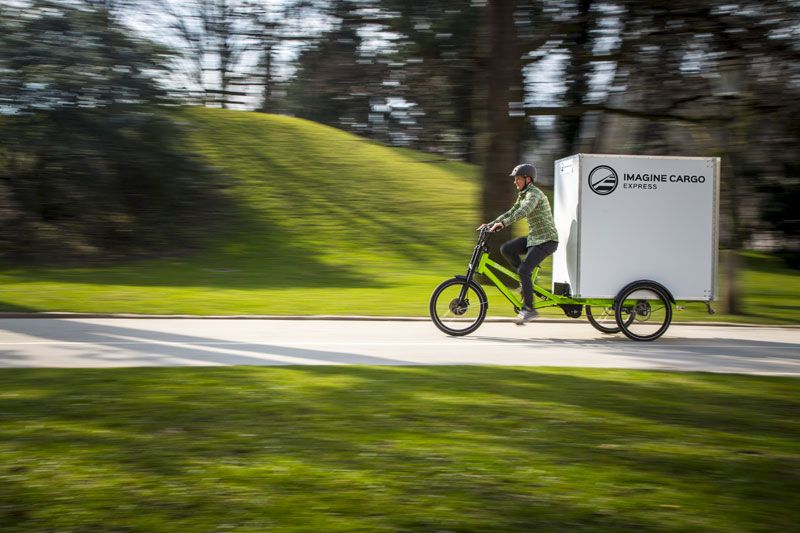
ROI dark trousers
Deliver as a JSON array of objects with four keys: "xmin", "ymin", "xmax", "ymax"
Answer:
[{"xmin": 500, "ymin": 238, "xmax": 558, "ymax": 309}]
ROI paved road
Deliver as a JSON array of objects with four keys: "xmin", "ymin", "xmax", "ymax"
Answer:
[{"xmin": 0, "ymin": 318, "xmax": 798, "ymax": 375}]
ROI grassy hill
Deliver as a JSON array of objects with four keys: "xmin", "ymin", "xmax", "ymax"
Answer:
[
  {"xmin": 0, "ymin": 107, "xmax": 797, "ymax": 322},
  {"xmin": 0, "ymin": 108, "xmax": 485, "ymax": 316}
]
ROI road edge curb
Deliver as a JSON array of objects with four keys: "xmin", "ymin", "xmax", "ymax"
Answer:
[{"xmin": 0, "ymin": 312, "xmax": 797, "ymax": 328}]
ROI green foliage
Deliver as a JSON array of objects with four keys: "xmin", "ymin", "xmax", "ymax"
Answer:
[
  {"xmin": 1, "ymin": 366, "xmax": 799, "ymax": 531},
  {"xmin": 0, "ymin": 2, "xmax": 227, "ymax": 261},
  {"xmin": 1, "ymin": 110, "xmax": 227, "ymax": 260}
]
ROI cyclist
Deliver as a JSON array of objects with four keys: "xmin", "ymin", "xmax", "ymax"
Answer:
[{"xmin": 477, "ymin": 163, "xmax": 559, "ymax": 324}]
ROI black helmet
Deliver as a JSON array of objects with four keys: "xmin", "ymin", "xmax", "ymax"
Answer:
[{"xmin": 510, "ymin": 163, "xmax": 536, "ymax": 180}]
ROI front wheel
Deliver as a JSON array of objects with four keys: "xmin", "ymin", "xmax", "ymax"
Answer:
[
  {"xmin": 429, "ymin": 278, "xmax": 488, "ymax": 336},
  {"xmin": 614, "ymin": 282, "xmax": 673, "ymax": 341}
]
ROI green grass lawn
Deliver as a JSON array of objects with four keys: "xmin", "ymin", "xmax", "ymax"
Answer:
[
  {"xmin": 0, "ymin": 246, "xmax": 796, "ymax": 323},
  {"xmin": 0, "ymin": 108, "xmax": 797, "ymax": 324},
  {"xmin": 1, "ymin": 367, "xmax": 798, "ymax": 532}
]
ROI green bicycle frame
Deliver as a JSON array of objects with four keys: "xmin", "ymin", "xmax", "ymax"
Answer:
[{"xmin": 474, "ymin": 252, "xmax": 616, "ymax": 311}]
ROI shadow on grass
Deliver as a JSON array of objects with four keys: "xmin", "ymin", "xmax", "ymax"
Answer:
[
  {"xmin": 0, "ymin": 194, "xmax": 469, "ymax": 291},
  {"xmin": 738, "ymin": 307, "xmax": 800, "ymax": 325},
  {"xmin": 1, "ymin": 360, "xmax": 800, "ymax": 530},
  {"xmin": 739, "ymin": 251, "xmax": 799, "ymax": 275},
  {"xmin": 0, "ymin": 206, "xmax": 392, "ymax": 290},
  {"xmin": 0, "ymin": 302, "xmax": 42, "ymax": 313}
]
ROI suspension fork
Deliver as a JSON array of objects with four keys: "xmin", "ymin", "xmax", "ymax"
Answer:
[{"xmin": 458, "ymin": 238, "xmax": 487, "ymax": 301}]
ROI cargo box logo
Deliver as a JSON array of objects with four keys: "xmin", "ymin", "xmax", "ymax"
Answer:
[{"xmin": 588, "ymin": 165, "xmax": 618, "ymax": 195}]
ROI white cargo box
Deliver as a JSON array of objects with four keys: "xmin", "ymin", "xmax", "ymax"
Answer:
[{"xmin": 552, "ymin": 154, "xmax": 720, "ymax": 301}]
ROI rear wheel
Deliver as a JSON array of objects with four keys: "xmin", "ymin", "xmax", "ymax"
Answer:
[
  {"xmin": 429, "ymin": 278, "xmax": 488, "ymax": 336},
  {"xmin": 586, "ymin": 305, "xmax": 633, "ymax": 334},
  {"xmin": 615, "ymin": 282, "xmax": 673, "ymax": 341}
]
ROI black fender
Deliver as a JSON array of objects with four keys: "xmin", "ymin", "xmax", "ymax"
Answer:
[{"xmin": 615, "ymin": 279, "xmax": 676, "ymax": 304}]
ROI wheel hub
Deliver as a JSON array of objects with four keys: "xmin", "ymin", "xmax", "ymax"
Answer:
[
  {"xmin": 634, "ymin": 300, "xmax": 652, "ymax": 319},
  {"xmin": 449, "ymin": 298, "xmax": 469, "ymax": 315}
]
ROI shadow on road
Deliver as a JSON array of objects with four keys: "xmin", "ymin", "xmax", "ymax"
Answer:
[
  {"xmin": 0, "ymin": 319, "xmax": 410, "ymax": 367},
  {"xmin": 463, "ymin": 332, "xmax": 800, "ymax": 374}
]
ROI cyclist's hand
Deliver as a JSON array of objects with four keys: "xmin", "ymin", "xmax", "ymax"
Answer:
[
  {"xmin": 476, "ymin": 223, "xmax": 488, "ymax": 231},
  {"xmin": 489, "ymin": 222, "xmax": 504, "ymax": 232}
]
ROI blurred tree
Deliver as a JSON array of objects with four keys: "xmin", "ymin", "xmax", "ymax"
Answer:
[
  {"xmin": 285, "ymin": 0, "xmax": 386, "ymax": 133},
  {"xmin": 377, "ymin": 0, "xmax": 482, "ymax": 160},
  {"xmin": 281, "ymin": 0, "xmax": 486, "ymax": 158},
  {"xmin": 0, "ymin": 1, "xmax": 224, "ymax": 261},
  {"xmin": 753, "ymin": 76, "xmax": 800, "ymax": 269},
  {"xmin": 157, "ymin": 0, "xmax": 253, "ymax": 107},
  {"xmin": 760, "ymin": 161, "xmax": 800, "ymax": 269},
  {"xmin": 239, "ymin": 0, "xmax": 324, "ymax": 115}
]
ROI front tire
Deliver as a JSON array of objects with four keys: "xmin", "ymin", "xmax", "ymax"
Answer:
[{"xmin": 429, "ymin": 278, "xmax": 488, "ymax": 336}]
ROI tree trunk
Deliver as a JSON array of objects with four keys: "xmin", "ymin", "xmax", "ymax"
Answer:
[
  {"xmin": 220, "ymin": 25, "xmax": 231, "ymax": 109},
  {"xmin": 258, "ymin": 43, "xmax": 273, "ymax": 113},
  {"xmin": 724, "ymin": 150, "xmax": 743, "ymax": 315},
  {"xmin": 725, "ymin": 248, "xmax": 741, "ymax": 315},
  {"xmin": 481, "ymin": 0, "xmax": 524, "ymax": 259},
  {"xmin": 720, "ymin": 114, "xmax": 742, "ymax": 315},
  {"xmin": 560, "ymin": 0, "xmax": 593, "ymax": 155}
]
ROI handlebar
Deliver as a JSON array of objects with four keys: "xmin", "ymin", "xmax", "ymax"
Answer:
[
  {"xmin": 477, "ymin": 225, "xmax": 495, "ymax": 244},
  {"xmin": 478, "ymin": 224, "xmax": 501, "ymax": 235}
]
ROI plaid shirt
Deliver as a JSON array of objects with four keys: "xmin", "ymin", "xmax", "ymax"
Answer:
[{"xmin": 493, "ymin": 184, "xmax": 559, "ymax": 247}]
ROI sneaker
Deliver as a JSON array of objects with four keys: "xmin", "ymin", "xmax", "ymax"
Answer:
[{"xmin": 514, "ymin": 307, "xmax": 539, "ymax": 325}]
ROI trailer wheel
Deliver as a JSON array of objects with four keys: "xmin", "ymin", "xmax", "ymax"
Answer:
[{"xmin": 614, "ymin": 281, "xmax": 673, "ymax": 341}]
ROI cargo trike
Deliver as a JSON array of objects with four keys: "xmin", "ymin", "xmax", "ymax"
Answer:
[
  {"xmin": 429, "ymin": 226, "xmax": 679, "ymax": 341},
  {"xmin": 429, "ymin": 154, "xmax": 719, "ymax": 341}
]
